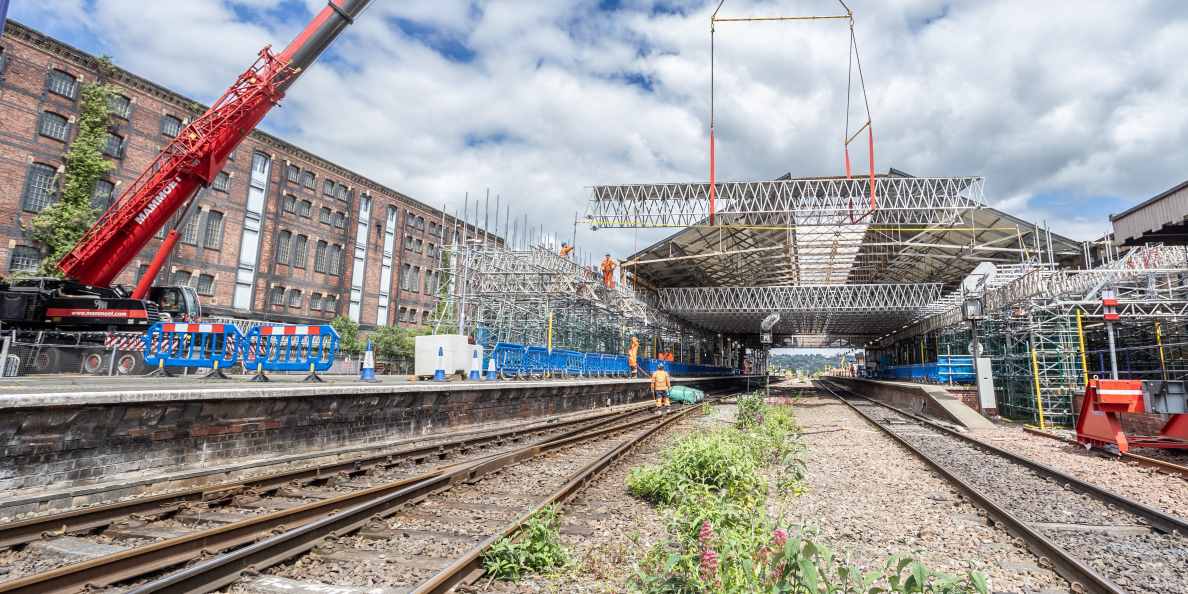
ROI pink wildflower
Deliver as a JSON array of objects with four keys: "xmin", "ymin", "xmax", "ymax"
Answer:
[
  {"xmin": 700, "ymin": 548, "xmax": 719, "ymax": 579},
  {"xmin": 699, "ymin": 521, "xmax": 714, "ymax": 544},
  {"xmin": 772, "ymin": 528, "xmax": 788, "ymax": 547}
]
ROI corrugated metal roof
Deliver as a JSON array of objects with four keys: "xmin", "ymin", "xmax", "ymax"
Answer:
[{"xmin": 1111, "ymin": 181, "xmax": 1188, "ymax": 245}]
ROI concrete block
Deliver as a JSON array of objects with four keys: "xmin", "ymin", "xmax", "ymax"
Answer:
[{"xmin": 30, "ymin": 536, "xmax": 127, "ymax": 561}]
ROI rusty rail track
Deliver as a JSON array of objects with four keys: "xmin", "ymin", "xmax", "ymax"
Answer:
[
  {"xmin": 124, "ymin": 402, "xmax": 708, "ymax": 594},
  {"xmin": 0, "ymin": 405, "xmax": 657, "ymax": 594},
  {"xmin": 0, "ymin": 404, "xmax": 646, "ymax": 552},
  {"xmin": 818, "ymin": 380, "xmax": 1188, "ymax": 594},
  {"xmin": 1021, "ymin": 426, "xmax": 1188, "ymax": 480}
]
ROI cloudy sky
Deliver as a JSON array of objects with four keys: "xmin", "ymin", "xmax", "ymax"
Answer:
[{"xmin": 13, "ymin": 0, "xmax": 1188, "ymax": 259}]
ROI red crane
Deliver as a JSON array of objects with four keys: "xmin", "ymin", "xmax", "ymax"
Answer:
[{"xmin": 59, "ymin": 0, "xmax": 373, "ymax": 295}]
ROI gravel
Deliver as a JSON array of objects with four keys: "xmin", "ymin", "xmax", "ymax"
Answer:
[
  {"xmin": 786, "ymin": 395, "xmax": 1072, "ymax": 594},
  {"xmin": 973, "ymin": 425, "xmax": 1188, "ymax": 519},
  {"xmin": 845, "ymin": 395, "xmax": 1188, "ymax": 594}
]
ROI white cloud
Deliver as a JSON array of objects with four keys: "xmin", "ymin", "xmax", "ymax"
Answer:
[{"xmin": 14, "ymin": 0, "xmax": 1188, "ymax": 256}]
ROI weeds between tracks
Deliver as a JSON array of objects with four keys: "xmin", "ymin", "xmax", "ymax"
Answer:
[{"xmin": 627, "ymin": 392, "xmax": 989, "ymax": 594}]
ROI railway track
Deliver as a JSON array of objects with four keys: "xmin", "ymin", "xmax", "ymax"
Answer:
[
  {"xmin": 0, "ymin": 401, "xmax": 674, "ymax": 594},
  {"xmin": 817, "ymin": 380, "xmax": 1188, "ymax": 594},
  {"xmin": 0, "ymin": 398, "xmax": 706, "ymax": 594}
]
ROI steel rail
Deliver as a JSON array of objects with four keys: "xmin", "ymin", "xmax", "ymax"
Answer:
[
  {"xmin": 122, "ymin": 403, "xmax": 705, "ymax": 594},
  {"xmin": 0, "ymin": 404, "xmax": 647, "ymax": 551},
  {"xmin": 412, "ymin": 401, "xmax": 705, "ymax": 593},
  {"xmin": 0, "ymin": 406, "xmax": 654, "ymax": 594},
  {"xmin": 815, "ymin": 380, "xmax": 1124, "ymax": 594},
  {"xmin": 1021, "ymin": 426, "xmax": 1188, "ymax": 480},
  {"xmin": 819, "ymin": 379, "xmax": 1188, "ymax": 535}
]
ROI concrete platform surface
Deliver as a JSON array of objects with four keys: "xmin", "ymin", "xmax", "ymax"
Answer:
[{"xmin": 0, "ymin": 373, "xmax": 754, "ymax": 409}]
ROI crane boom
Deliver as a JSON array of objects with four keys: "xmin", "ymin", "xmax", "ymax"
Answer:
[{"xmin": 58, "ymin": 0, "xmax": 372, "ymax": 289}]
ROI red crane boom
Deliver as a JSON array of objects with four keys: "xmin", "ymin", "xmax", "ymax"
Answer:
[{"xmin": 57, "ymin": 0, "xmax": 372, "ymax": 292}]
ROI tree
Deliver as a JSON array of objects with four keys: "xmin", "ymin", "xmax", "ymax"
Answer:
[
  {"xmin": 330, "ymin": 315, "xmax": 364, "ymax": 356},
  {"xmin": 26, "ymin": 76, "xmax": 116, "ymax": 275},
  {"xmin": 371, "ymin": 324, "xmax": 433, "ymax": 360}
]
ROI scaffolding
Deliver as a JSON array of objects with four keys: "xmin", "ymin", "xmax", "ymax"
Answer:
[
  {"xmin": 431, "ymin": 238, "xmax": 732, "ymax": 364},
  {"xmin": 878, "ymin": 244, "xmax": 1188, "ymax": 425}
]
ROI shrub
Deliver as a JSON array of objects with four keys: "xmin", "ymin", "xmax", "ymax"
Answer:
[{"xmin": 482, "ymin": 505, "xmax": 569, "ymax": 581}]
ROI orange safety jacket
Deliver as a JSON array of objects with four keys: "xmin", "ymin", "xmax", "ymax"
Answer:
[
  {"xmin": 651, "ymin": 370, "xmax": 671, "ymax": 391},
  {"xmin": 628, "ymin": 341, "xmax": 639, "ymax": 367},
  {"xmin": 559, "ymin": 245, "xmax": 574, "ymax": 258}
]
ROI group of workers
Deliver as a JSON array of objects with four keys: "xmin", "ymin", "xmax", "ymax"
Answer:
[
  {"xmin": 558, "ymin": 242, "xmax": 621, "ymax": 290},
  {"xmin": 558, "ymin": 244, "xmax": 667, "ymax": 408}
]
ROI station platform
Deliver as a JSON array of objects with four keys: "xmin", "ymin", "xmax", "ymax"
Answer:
[
  {"xmin": 0, "ymin": 373, "xmax": 758, "ymax": 513},
  {"xmin": 819, "ymin": 376, "xmax": 994, "ymax": 430}
]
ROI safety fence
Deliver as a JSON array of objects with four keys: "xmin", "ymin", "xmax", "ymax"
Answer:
[
  {"xmin": 143, "ymin": 322, "xmax": 338, "ymax": 381},
  {"xmin": 876, "ymin": 355, "xmax": 975, "ymax": 384},
  {"xmin": 489, "ymin": 342, "xmax": 736, "ymax": 380}
]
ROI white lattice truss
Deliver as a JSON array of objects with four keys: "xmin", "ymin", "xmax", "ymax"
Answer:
[
  {"xmin": 586, "ymin": 176, "xmax": 985, "ymax": 228},
  {"xmin": 657, "ymin": 284, "xmax": 943, "ymax": 339}
]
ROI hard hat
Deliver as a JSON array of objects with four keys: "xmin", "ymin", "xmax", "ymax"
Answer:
[
  {"xmin": 561, "ymin": 242, "xmax": 568, "ymax": 246},
  {"xmin": 657, "ymin": 362, "xmax": 665, "ymax": 370}
]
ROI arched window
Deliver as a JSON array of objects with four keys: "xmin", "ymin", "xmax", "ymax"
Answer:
[
  {"xmin": 21, "ymin": 163, "xmax": 57, "ymax": 212},
  {"xmin": 46, "ymin": 69, "xmax": 77, "ymax": 98},
  {"xmin": 91, "ymin": 179, "xmax": 115, "ymax": 210},
  {"xmin": 38, "ymin": 111, "xmax": 69, "ymax": 141},
  {"xmin": 8, "ymin": 245, "xmax": 42, "ymax": 273},
  {"xmin": 298, "ymin": 200, "xmax": 312, "ymax": 217},
  {"xmin": 161, "ymin": 115, "xmax": 183, "ymax": 137},
  {"xmin": 275, "ymin": 230, "xmax": 291, "ymax": 264},
  {"xmin": 270, "ymin": 286, "xmax": 285, "ymax": 306},
  {"xmin": 287, "ymin": 288, "xmax": 302, "ymax": 308},
  {"xmin": 291, "ymin": 235, "xmax": 308, "ymax": 268},
  {"xmin": 108, "ymin": 94, "xmax": 132, "ymax": 119},
  {"xmin": 283, "ymin": 194, "xmax": 297, "ymax": 213}
]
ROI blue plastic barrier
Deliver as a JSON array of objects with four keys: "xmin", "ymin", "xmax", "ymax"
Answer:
[
  {"xmin": 492, "ymin": 342, "xmax": 526, "ymax": 379},
  {"xmin": 524, "ymin": 346, "xmax": 550, "ymax": 378},
  {"xmin": 143, "ymin": 322, "xmax": 243, "ymax": 376},
  {"xmin": 241, "ymin": 324, "xmax": 339, "ymax": 381},
  {"xmin": 937, "ymin": 355, "xmax": 975, "ymax": 384}
]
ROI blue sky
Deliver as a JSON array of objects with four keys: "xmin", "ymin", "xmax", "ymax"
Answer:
[{"xmin": 12, "ymin": 1, "xmax": 1188, "ymax": 256}]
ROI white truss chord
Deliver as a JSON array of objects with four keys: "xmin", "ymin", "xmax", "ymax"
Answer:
[
  {"xmin": 586, "ymin": 176, "xmax": 985, "ymax": 228},
  {"xmin": 659, "ymin": 284, "xmax": 943, "ymax": 313}
]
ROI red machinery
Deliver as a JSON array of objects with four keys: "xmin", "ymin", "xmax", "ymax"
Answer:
[
  {"xmin": 0, "ymin": 1, "xmax": 371, "ymax": 373},
  {"xmin": 1076, "ymin": 378, "xmax": 1188, "ymax": 453}
]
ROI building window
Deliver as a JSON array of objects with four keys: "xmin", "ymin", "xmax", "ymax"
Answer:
[
  {"xmin": 292, "ymin": 234, "xmax": 308, "ymax": 268},
  {"xmin": 398, "ymin": 307, "xmax": 407, "ymax": 322},
  {"xmin": 283, "ymin": 194, "xmax": 297, "ymax": 213},
  {"xmin": 181, "ymin": 211, "xmax": 201, "ymax": 244},
  {"xmin": 298, "ymin": 200, "xmax": 312, "ymax": 217},
  {"xmin": 104, "ymin": 133, "xmax": 124, "ymax": 158},
  {"xmin": 287, "ymin": 288, "xmax": 302, "ymax": 308},
  {"xmin": 212, "ymin": 171, "xmax": 230, "ymax": 192},
  {"xmin": 107, "ymin": 93, "xmax": 132, "ymax": 119},
  {"xmin": 38, "ymin": 111, "xmax": 69, "ymax": 141},
  {"xmin": 91, "ymin": 179, "xmax": 115, "ymax": 210},
  {"xmin": 173, "ymin": 270, "xmax": 192, "ymax": 286},
  {"xmin": 309, "ymin": 293, "xmax": 322, "ymax": 311},
  {"xmin": 404, "ymin": 235, "xmax": 413, "ymax": 250},
  {"xmin": 333, "ymin": 211, "xmax": 346, "ymax": 229},
  {"xmin": 287, "ymin": 164, "xmax": 300, "ymax": 183},
  {"xmin": 414, "ymin": 239, "xmax": 423, "ymax": 254},
  {"xmin": 416, "ymin": 216, "xmax": 425, "ymax": 230},
  {"xmin": 329, "ymin": 244, "xmax": 343, "ymax": 275},
  {"xmin": 276, "ymin": 230, "xmax": 291, "ymax": 264},
  {"xmin": 314, "ymin": 240, "xmax": 328, "ymax": 272},
  {"xmin": 422, "ymin": 310, "xmax": 430, "ymax": 325},
  {"xmin": 161, "ymin": 115, "xmax": 183, "ymax": 138},
  {"xmin": 322, "ymin": 179, "xmax": 335, "ymax": 196},
  {"xmin": 323, "ymin": 295, "xmax": 337, "ymax": 312},
  {"xmin": 46, "ymin": 69, "xmax": 78, "ymax": 98},
  {"xmin": 204, "ymin": 210, "xmax": 224, "ymax": 248},
  {"xmin": 406, "ymin": 211, "xmax": 416, "ymax": 228},
  {"xmin": 8, "ymin": 245, "xmax": 41, "ymax": 273},
  {"xmin": 135, "ymin": 264, "xmax": 150, "ymax": 284},
  {"xmin": 301, "ymin": 170, "xmax": 315, "ymax": 189},
  {"xmin": 21, "ymin": 163, "xmax": 57, "ymax": 213},
  {"xmin": 411, "ymin": 266, "xmax": 421, "ymax": 292},
  {"xmin": 400, "ymin": 263, "xmax": 411, "ymax": 290},
  {"xmin": 319, "ymin": 207, "xmax": 332, "ymax": 224},
  {"xmin": 197, "ymin": 274, "xmax": 215, "ymax": 296},
  {"xmin": 270, "ymin": 286, "xmax": 285, "ymax": 306},
  {"xmin": 336, "ymin": 185, "xmax": 348, "ymax": 202}
]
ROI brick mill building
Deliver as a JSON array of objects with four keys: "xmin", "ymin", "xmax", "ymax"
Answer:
[{"xmin": 0, "ymin": 21, "xmax": 476, "ymax": 328}]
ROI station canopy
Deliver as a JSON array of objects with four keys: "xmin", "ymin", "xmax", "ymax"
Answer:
[{"xmin": 587, "ymin": 169, "xmax": 1082, "ymax": 347}]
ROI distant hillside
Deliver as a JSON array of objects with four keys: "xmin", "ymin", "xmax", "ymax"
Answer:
[{"xmin": 769, "ymin": 353, "xmax": 836, "ymax": 375}]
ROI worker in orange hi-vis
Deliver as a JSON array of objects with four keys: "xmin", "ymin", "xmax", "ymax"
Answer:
[
  {"xmin": 559, "ymin": 242, "xmax": 574, "ymax": 258},
  {"xmin": 600, "ymin": 254, "xmax": 616, "ymax": 289},
  {"xmin": 628, "ymin": 336, "xmax": 640, "ymax": 377},
  {"xmin": 651, "ymin": 362, "xmax": 671, "ymax": 410}
]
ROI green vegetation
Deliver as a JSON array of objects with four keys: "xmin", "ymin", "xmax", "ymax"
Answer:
[
  {"xmin": 369, "ymin": 323, "xmax": 433, "ymax": 360},
  {"xmin": 769, "ymin": 353, "xmax": 836, "ymax": 377},
  {"xmin": 628, "ymin": 393, "xmax": 986, "ymax": 594},
  {"xmin": 26, "ymin": 68, "xmax": 116, "ymax": 275},
  {"xmin": 482, "ymin": 505, "xmax": 570, "ymax": 581},
  {"xmin": 329, "ymin": 315, "xmax": 364, "ymax": 356}
]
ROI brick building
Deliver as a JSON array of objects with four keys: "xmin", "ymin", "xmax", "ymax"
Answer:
[{"xmin": 0, "ymin": 21, "xmax": 485, "ymax": 328}]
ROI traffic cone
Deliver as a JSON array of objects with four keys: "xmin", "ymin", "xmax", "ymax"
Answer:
[
  {"xmin": 360, "ymin": 340, "xmax": 378, "ymax": 382},
  {"xmin": 468, "ymin": 349, "xmax": 481, "ymax": 381},
  {"xmin": 433, "ymin": 346, "xmax": 447, "ymax": 382},
  {"xmin": 485, "ymin": 355, "xmax": 497, "ymax": 381}
]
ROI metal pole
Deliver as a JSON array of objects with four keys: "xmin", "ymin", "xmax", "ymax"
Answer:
[
  {"xmin": 1105, "ymin": 321, "xmax": 1119, "ymax": 380},
  {"xmin": 0, "ymin": 333, "xmax": 10, "ymax": 377},
  {"xmin": 1155, "ymin": 320, "xmax": 1168, "ymax": 382},
  {"xmin": 1030, "ymin": 345, "xmax": 1046, "ymax": 430},
  {"xmin": 1076, "ymin": 308, "xmax": 1089, "ymax": 388}
]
